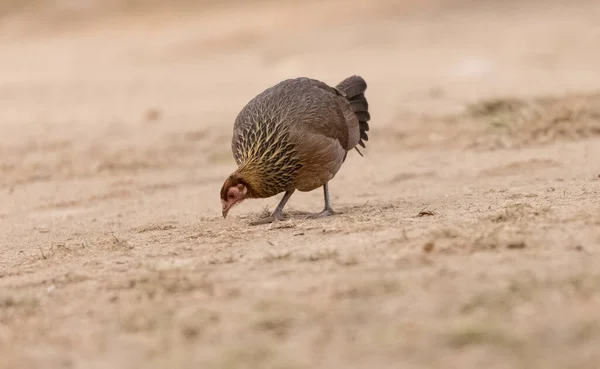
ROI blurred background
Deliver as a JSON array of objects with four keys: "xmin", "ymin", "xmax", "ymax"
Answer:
[
  {"xmin": 2, "ymin": 0, "xmax": 600, "ymax": 125},
  {"xmin": 3, "ymin": 0, "xmax": 600, "ymax": 120},
  {"xmin": 2, "ymin": 1, "xmax": 600, "ymax": 368},
  {"xmin": 2, "ymin": 0, "xmax": 599, "ymax": 179}
]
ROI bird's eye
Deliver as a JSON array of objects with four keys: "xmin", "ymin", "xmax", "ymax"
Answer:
[{"xmin": 228, "ymin": 193, "xmax": 235, "ymax": 199}]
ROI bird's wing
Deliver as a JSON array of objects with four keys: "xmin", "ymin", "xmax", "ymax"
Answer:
[{"xmin": 266, "ymin": 78, "xmax": 355, "ymax": 150}]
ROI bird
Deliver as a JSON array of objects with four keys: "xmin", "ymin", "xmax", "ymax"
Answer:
[{"xmin": 220, "ymin": 75, "xmax": 371, "ymax": 225}]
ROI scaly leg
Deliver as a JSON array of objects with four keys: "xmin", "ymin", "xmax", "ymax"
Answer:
[
  {"xmin": 307, "ymin": 183, "xmax": 337, "ymax": 219},
  {"xmin": 250, "ymin": 189, "xmax": 295, "ymax": 225}
]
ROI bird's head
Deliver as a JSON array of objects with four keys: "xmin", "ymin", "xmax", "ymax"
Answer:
[{"xmin": 220, "ymin": 174, "xmax": 248, "ymax": 218}]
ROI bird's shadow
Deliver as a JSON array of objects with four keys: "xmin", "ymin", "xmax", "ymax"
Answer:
[{"xmin": 243, "ymin": 208, "xmax": 346, "ymax": 225}]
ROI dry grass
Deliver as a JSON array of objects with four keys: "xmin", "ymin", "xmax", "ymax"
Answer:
[{"xmin": 468, "ymin": 93, "xmax": 600, "ymax": 148}]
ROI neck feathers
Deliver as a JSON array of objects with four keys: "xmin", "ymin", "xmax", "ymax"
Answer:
[
  {"xmin": 234, "ymin": 158, "xmax": 298, "ymax": 198},
  {"xmin": 232, "ymin": 115, "xmax": 304, "ymax": 197}
]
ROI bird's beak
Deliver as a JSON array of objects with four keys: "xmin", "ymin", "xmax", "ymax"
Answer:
[{"xmin": 222, "ymin": 201, "xmax": 231, "ymax": 218}]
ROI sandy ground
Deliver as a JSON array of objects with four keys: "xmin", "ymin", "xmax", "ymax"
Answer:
[{"xmin": 2, "ymin": 0, "xmax": 600, "ymax": 368}]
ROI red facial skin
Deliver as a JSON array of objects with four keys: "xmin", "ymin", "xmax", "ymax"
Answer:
[{"xmin": 221, "ymin": 183, "xmax": 248, "ymax": 218}]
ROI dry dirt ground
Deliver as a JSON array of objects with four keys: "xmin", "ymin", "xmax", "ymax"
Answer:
[{"xmin": 2, "ymin": 1, "xmax": 600, "ymax": 368}]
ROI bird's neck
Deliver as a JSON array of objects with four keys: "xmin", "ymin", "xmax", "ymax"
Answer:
[{"xmin": 235, "ymin": 161, "xmax": 279, "ymax": 199}]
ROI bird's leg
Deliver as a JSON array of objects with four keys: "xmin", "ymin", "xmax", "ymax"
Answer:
[
  {"xmin": 307, "ymin": 183, "xmax": 337, "ymax": 219},
  {"xmin": 250, "ymin": 189, "xmax": 295, "ymax": 225}
]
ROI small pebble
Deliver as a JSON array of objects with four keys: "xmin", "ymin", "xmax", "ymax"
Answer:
[{"xmin": 423, "ymin": 241, "xmax": 435, "ymax": 253}]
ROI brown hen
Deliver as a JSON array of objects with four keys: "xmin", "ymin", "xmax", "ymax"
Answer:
[{"xmin": 220, "ymin": 75, "xmax": 371, "ymax": 225}]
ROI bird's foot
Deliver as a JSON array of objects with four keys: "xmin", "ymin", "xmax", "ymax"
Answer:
[
  {"xmin": 306, "ymin": 208, "xmax": 337, "ymax": 219},
  {"xmin": 250, "ymin": 211, "xmax": 285, "ymax": 226}
]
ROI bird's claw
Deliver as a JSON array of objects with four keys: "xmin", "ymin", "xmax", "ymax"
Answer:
[
  {"xmin": 249, "ymin": 212, "xmax": 285, "ymax": 226},
  {"xmin": 306, "ymin": 208, "xmax": 337, "ymax": 219}
]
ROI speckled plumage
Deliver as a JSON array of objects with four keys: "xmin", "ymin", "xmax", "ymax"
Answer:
[
  {"xmin": 230, "ymin": 76, "xmax": 370, "ymax": 197},
  {"xmin": 221, "ymin": 75, "xmax": 370, "ymax": 223}
]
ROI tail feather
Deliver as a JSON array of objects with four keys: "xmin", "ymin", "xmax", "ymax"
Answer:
[
  {"xmin": 336, "ymin": 75, "xmax": 370, "ymax": 150},
  {"xmin": 355, "ymin": 111, "xmax": 371, "ymax": 122},
  {"xmin": 360, "ymin": 130, "xmax": 368, "ymax": 141},
  {"xmin": 337, "ymin": 78, "xmax": 367, "ymax": 98},
  {"xmin": 349, "ymin": 99, "xmax": 369, "ymax": 112}
]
